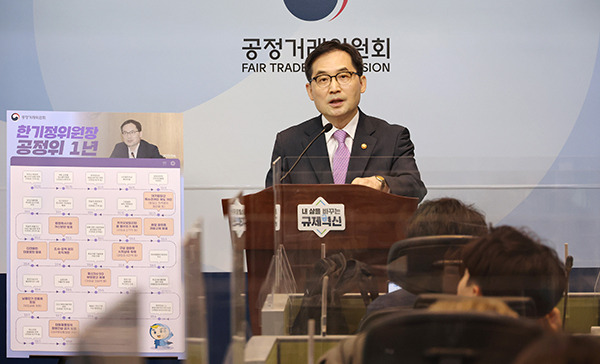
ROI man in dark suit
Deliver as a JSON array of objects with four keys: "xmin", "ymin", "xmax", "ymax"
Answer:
[
  {"xmin": 265, "ymin": 40, "xmax": 426, "ymax": 200},
  {"xmin": 110, "ymin": 119, "xmax": 164, "ymax": 159}
]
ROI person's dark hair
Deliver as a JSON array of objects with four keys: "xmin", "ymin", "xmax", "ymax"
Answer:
[
  {"xmin": 513, "ymin": 334, "xmax": 600, "ymax": 364},
  {"xmin": 121, "ymin": 119, "xmax": 142, "ymax": 132},
  {"xmin": 304, "ymin": 40, "xmax": 364, "ymax": 81},
  {"xmin": 406, "ymin": 198, "xmax": 488, "ymax": 238},
  {"xmin": 460, "ymin": 225, "xmax": 567, "ymax": 317}
]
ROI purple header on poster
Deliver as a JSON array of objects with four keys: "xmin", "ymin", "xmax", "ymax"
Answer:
[{"xmin": 10, "ymin": 156, "xmax": 180, "ymax": 168}]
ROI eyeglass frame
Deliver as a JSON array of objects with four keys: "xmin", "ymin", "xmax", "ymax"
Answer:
[
  {"xmin": 121, "ymin": 130, "xmax": 140, "ymax": 136},
  {"xmin": 310, "ymin": 71, "xmax": 359, "ymax": 88}
]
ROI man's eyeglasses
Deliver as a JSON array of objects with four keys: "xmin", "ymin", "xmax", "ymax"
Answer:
[
  {"xmin": 311, "ymin": 71, "xmax": 358, "ymax": 88},
  {"xmin": 122, "ymin": 130, "xmax": 139, "ymax": 136}
]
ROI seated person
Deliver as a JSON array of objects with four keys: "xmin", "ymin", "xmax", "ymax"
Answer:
[
  {"xmin": 405, "ymin": 197, "xmax": 489, "ymax": 237},
  {"xmin": 365, "ymin": 198, "xmax": 488, "ymax": 316},
  {"xmin": 319, "ymin": 225, "xmax": 565, "ymax": 364},
  {"xmin": 457, "ymin": 225, "xmax": 567, "ymax": 332}
]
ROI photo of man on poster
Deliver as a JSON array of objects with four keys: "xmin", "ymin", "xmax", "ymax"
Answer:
[{"xmin": 110, "ymin": 119, "xmax": 164, "ymax": 159}]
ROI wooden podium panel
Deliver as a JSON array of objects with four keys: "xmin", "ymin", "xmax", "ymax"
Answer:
[{"xmin": 223, "ymin": 184, "xmax": 418, "ymax": 334}]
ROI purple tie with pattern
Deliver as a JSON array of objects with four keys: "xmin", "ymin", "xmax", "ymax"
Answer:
[{"xmin": 332, "ymin": 129, "xmax": 350, "ymax": 184}]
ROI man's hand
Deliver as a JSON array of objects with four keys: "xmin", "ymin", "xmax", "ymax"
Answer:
[{"xmin": 351, "ymin": 176, "xmax": 390, "ymax": 193}]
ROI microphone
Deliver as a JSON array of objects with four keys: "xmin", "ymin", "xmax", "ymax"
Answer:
[{"xmin": 280, "ymin": 123, "xmax": 333, "ymax": 182}]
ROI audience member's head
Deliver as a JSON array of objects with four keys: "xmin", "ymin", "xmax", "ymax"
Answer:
[
  {"xmin": 428, "ymin": 296, "xmax": 519, "ymax": 318},
  {"xmin": 513, "ymin": 334, "xmax": 600, "ymax": 364},
  {"xmin": 406, "ymin": 197, "xmax": 488, "ymax": 238},
  {"xmin": 457, "ymin": 225, "xmax": 567, "ymax": 330}
]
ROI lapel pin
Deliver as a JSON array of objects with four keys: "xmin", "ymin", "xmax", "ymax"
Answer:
[{"xmin": 361, "ymin": 143, "xmax": 367, "ymax": 150}]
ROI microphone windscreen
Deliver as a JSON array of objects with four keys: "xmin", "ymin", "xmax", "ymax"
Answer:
[
  {"xmin": 566, "ymin": 256, "xmax": 574, "ymax": 270},
  {"xmin": 324, "ymin": 123, "xmax": 333, "ymax": 132}
]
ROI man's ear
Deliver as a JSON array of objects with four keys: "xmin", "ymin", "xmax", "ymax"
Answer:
[
  {"xmin": 542, "ymin": 307, "xmax": 563, "ymax": 332},
  {"xmin": 306, "ymin": 82, "xmax": 315, "ymax": 101},
  {"xmin": 359, "ymin": 74, "xmax": 367, "ymax": 93}
]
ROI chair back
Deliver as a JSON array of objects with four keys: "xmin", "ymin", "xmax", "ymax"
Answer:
[
  {"xmin": 361, "ymin": 311, "xmax": 544, "ymax": 364},
  {"xmin": 387, "ymin": 235, "xmax": 474, "ymax": 294}
]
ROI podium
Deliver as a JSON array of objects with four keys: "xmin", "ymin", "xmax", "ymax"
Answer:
[{"xmin": 222, "ymin": 184, "xmax": 418, "ymax": 334}]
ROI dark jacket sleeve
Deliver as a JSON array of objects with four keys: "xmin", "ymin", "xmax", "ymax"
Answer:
[
  {"xmin": 265, "ymin": 132, "xmax": 291, "ymax": 187},
  {"xmin": 384, "ymin": 127, "xmax": 427, "ymax": 201}
]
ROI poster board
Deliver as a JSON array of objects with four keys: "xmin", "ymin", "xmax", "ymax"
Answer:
[{"xmin": 6, "ymin": 110, "xmax": 185, "ymax": 358}]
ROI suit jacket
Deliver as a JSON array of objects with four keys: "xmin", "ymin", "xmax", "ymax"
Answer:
[
  {"xmin": 110, "ymin": 139, "xmax": 164, "ymax": 159},
  {"xmin": 266, "ymin": 111, "xmax": 427, "ymax": 201}
]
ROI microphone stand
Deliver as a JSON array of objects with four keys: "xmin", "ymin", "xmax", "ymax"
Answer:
[
  {"xmin": 279, "ymin": 123, "xmax": 332, "ymax": 182},
  {"xmin": 562, "ymin": 243, "xmax": 574, "ymax": 330}
]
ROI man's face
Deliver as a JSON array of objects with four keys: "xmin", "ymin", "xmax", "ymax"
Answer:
[
  {"xmin": 306, "ymin": 50, "xmax": 366, "ymax": 128},
  {"xmin": 121, "ymin": 123, "xmax": 142, "ymax": 148}
]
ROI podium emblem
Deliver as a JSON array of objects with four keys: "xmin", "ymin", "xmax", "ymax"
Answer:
[
  {"xmin": 229, "ymin": 199, "xmax": 246, "ymax": 238},
  {"xmin": 297, "ymin": 197, "xmax": 345, "ymax": 238}
]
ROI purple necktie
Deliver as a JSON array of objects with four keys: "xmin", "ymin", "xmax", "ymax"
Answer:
[{"xmin": 332, "ymin": 129, "xmax": 350, "ymax": 184}]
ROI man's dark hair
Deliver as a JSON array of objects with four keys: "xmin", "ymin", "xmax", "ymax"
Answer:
[
  {"xmin": 121, "ymin": 119, "xmax": 142, "ymax": 132},
  {"xmin": 460, "ymin": 225, "xmax": 567, "ymax": 317},
  {"xmin": 304, "ymin": 40, "xmax": 364, "ymax": 82},
  {"xmin": 406, "ymin": 197, "xmax": 488, "ymax": 238}
]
